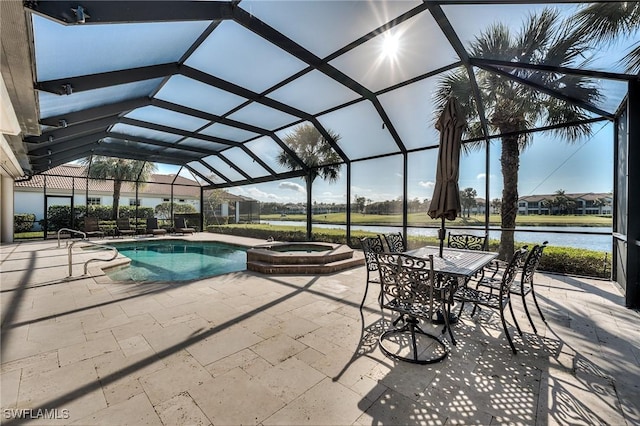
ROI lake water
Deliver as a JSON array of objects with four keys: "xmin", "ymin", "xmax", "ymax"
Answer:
[{"xmin": 262, "ymin": 220, "xmax": 613, "ymax": 252}]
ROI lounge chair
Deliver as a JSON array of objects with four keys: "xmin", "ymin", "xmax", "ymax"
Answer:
[
  {"xmin": 146, "ymin": 218, "xmax": 167, "ymax": 236},
  {"xmin": 116, "ymin": 218, "xmax": 136, "ymax": 238},
  {"xmin": 83, "ymin": 217, "xmax": 105, "ymax": 239},
  {"xmin": 174, "ymin": 217, "xmax": 196, "ymax": 234}
]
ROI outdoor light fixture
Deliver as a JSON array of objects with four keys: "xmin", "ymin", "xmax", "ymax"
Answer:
[
  {"xmin": 48, "ymin": 135, "xmax": 54, "ymax": 143},
  {"xmin": 47, "ymin": 149, "xmax": 52, "ymax": 156},
  {"xmin": 62, "ymin": 84, "xmax": 73, "ymax": 95},
  {"xmin": 71, "ymin": 5, "xmax": 89, "ymax": 24},
  {"xmin": 59, "ymin": 119, "xmax": 68, "ymax": 128}
]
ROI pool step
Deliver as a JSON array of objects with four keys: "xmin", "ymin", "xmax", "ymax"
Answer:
[{"xmin": 247, "ymin": 253, "xmax": 364, "ymax": 275}]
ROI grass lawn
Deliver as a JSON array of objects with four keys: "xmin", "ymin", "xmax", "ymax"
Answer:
[{"xmin": 261, "ymin": 213, "xmax": 612, "ymax": 227}]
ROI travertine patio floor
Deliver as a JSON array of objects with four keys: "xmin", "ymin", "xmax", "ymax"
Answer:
[{"xmin": 1, "ymin": 234, "xmax": 639, "ymax": 425}]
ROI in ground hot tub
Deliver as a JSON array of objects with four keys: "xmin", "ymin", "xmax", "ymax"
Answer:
[{"xmin": 246, "ymin": 241, "xmax": 364, "ymax": 274}]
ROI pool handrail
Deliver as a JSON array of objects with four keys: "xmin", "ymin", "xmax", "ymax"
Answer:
[
  {"xmin": 67, "ymin": 240, "xmax": 118, "ymax": 277},
  {"xmin": 57, "ymin": 228, "xmax": 87, "ymax": 248}
]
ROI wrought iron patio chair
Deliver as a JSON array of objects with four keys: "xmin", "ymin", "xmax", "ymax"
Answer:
[
  {"xmin": 174, "ymin": 217, "xmax": 196, "ymax": 234},
  {"xmin": 359, "ymin": 235, "xmax": 385, "ymax": 311},
  {"xmin": 115, "ymin": 218, "xmax": 136, "ymax": 238},
  {"xmin": 448, "ymin": 232, "xmax": 490, "ymax": 280},
  {"xmin": 83, "ymin": 217, "xmax": 104, "ymax": 239},
  {"xmin": 454, "ymin": 247, "xmax": 528, "ymax": 354},
  {"xmin": 376, "ymin": 252, "xmax": 456, "ymax": 363},
  {"xmin": 383, "ymin": 232, "xmax": 406, "ymax": 253},
  {"xmin": 447, "ymin": 232, "xmax": 488, "ymax": 251},
  {"xmin": 476, "ymin": 242, "xmax": 548, "ymax": 333}
]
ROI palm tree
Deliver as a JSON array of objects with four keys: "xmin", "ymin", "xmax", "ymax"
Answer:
[
  {"xmin": 81, "ymin": 156, "xmax": 157, "ymax": 220},
  {"xmin": 276, "ymin": 123, "xmax": 342, "ymax": 239},
  {"xmin": 571, "ymin": 3, "xmax": 640, "ymax": 73},
  {"xmin": 435, "ymin": 8, "xmax": 601, "ymax": 259},
  {"xmin": 459, "ymin": 187, "xmax": 478, "ymax": 218}
]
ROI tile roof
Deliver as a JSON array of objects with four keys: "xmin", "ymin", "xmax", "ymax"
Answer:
[{"xmin": 15, "ymin": 164, "xmax": 201, "ymax": 198}]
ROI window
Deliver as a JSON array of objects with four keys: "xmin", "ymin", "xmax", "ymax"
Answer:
[
  {"xmin": 163, "ymin": 198, "xmax": 170, "ymax": 202},
  {"xmin": 129, "ymin": 199, "xmax": 141, "ymax": 206},
  {"xmin": 179, "ymin": 199, "xmax": 185, "ymax": 203},
  {"xmin": 87, "ymin": 197, "xmax": 101, "ymax": 206}
]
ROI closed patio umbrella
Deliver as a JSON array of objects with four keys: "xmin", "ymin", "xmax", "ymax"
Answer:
[{"xmin": 428, "ymin": 97, "xmax": 466, "ymax": 257}]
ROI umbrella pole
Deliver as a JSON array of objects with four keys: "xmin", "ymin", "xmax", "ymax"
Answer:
[{"xmin": 439, "ymin": 216, "xmax": 445, "ymax": 257}]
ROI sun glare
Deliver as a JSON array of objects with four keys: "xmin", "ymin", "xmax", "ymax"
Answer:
[{"xmin": 381, "ymin": 33, "xmax": 400, "ymax": 58}]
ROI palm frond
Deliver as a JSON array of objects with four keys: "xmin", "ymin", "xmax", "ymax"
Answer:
[{"xmin": 572, "ymin": 3, "xmax": 640, "ymax": 43}]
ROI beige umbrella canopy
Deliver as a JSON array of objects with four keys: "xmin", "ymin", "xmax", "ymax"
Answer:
[{"xmin": 428, "ymin": 97, "xmax": 466, "ymax": 257}]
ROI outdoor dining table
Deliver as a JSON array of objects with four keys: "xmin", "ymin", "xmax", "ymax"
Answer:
[
  {"xmin": 405, "ymin": 246, "xmax": 498, "ymax": 281},
  {"xmin": 404, "ymin": 246, "xmax": 499, "ymax": 323}
]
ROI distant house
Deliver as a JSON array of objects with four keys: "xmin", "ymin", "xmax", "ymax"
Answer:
[
  {"xmin": 14, "ymin": 164, "xmax": 201, "ymax": 227},
  {"xmin": 518, "ymin": 192, "xmax": 613, "ymax": 215}
]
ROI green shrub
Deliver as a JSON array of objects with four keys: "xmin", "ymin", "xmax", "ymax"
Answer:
[
  {"xmin": 14, "ymin": 213, "xmax": 36, "ymax": 232},
  {"xmin": 155, "ymin": 202, "xmax": 196, "ymax": 219},
  {"xmin": 118, "ymin": 206, "xmax": 154, "ymax": 219}
]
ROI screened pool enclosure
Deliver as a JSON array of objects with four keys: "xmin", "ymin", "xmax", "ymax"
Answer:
[{"xmin": 1, "ymin": 1, "xmax": 638, "ymax": 306}]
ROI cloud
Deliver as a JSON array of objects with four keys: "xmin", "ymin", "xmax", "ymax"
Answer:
[
  {"xmin": 418, "ymin": 181, "xmax": 435, "ymax": 188},
  {"xmin": 477, "ymin": 173, "xmax": 496, "ymax": 180},
  {"xmin": 279, "ymin": 181, "xmax": 306, "ymax": 193},
  {"xmin": 247, "ymin": 187, "xmax": 279, "ymax": 200}
]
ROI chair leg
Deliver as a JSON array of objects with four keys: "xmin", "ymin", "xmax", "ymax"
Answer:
[
  {"xmin": 500, "ymin": 309, "xmax": 517, "ymax": 354},
  {"xmin": 507, "ymin": 299, "xmax": 522, "ymax": 336},
  {"xmin": 359, "ymin": 276, "xmax": 370, "ymax": 312},
  {"xmin": 442, "ymin": 301, "xmax": 457, "ymax": 346},
  {"xmin": 520, "ymin": 291, "xmax": 538, "ymax": 334},
  {"xmin": 530, "ymin": 285, "xmax": 547, "ymax": 324}
]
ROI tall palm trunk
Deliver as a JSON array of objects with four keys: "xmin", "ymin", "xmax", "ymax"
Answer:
[
  {"xmin": 499, "ymin": 135, "xmax": 520, "ymax": 260},
  {"xmin": 112, "ymin": 180, "xmax": 122, "ymax": 220},
  {"xmin": 305, "ymin": 174, "xmax": 313, "ymax": 241}
]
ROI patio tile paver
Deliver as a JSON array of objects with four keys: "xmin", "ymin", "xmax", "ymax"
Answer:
[
  {"xmin": 1, "ymin": 236, "xmax": 639, "ymax": 425},
  {"xmin": 189, "ymin": 367, "xmax": 285, "ymax": 425},
  {"xmin": 154, "ymin": 392, "xmax": 212, "ymax": 426},
  {"xmin": 138, "ymin": 350, "xmax": 213, "ymax": 405},
  {"xmin": 253, "ymin": 357, "xmax": 325, "ymax": 403},
  {"xmin": 264, "ymin": 377, "xmax": 365, "ymax": 425},
  {"xmin": 71, "ymin": 392, "xmax": 162, "ymax": 426}
]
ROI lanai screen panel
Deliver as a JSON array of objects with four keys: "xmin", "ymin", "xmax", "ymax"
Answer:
[
  {"xmin": 329, "ymin": 9, "xmax": 459, "ymax": 92},
  {"xmin": 221, "ymin": 148, "xmax": 270, "ymax": 179},
  {"xmin": 239, "ymin": 1, "xmax": 421, "ymax": 58},
  {"xmin": 38, "ymin": 79, "xmax": 163, "ymax": 119},
  {"xmin": 379, "ymin": 75, "xmax": 443, "ymax": 151},
  {"xmin": 185, "ymin": 20, "xmax": 308, "ymax": 93},
  {"xmin": 32, "ymin": 15, "xmax": 212, "ymax": 80},
  {"xmin": 244, "ymin": 137, "xmax": 292, "ymax": 174},
  {"xmin": 317, "ymin": 101, "xmax": 399, "ymax": 160}
]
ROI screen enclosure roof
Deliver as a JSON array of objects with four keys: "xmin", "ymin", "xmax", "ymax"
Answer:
[{"xmin": 16, "ymin": 0, "xmax": 639, "ymax": 187}]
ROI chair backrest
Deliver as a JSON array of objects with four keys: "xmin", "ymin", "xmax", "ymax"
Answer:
[
  {"xmin": 375, "ymin": 252, "xmax": 436, "ymax": 313},
  {"xmin": 360, "ymin": 235, "xmax": 385, "ymax": 272},
  {"xmin": 500, "ymin": 247, "xmax": 529, "ymax": 298},
  {"xmin": 116, "ymin": 218, "xmax": 131, "ymax": 230},
  {"xmin": 174, "ymin": 217, "xmax": 187, "ymax": 228},
  {"xmin": 520, "ymin": 241, "xmax": 548, "ymax": 286},
  {"xmin": 147, "ymin": 218, "xmax": 159, "ymax": 229},
  {"xmin": 447, "ymin": 233, "xmax": 487, "ymax": 251},
  {"xmin": 384, "ymin": 232, "xmax": 406, "ymax": 253},
  {"xmin": 84, "ymin": 217, "xmax": 99, "ymax": 232}
]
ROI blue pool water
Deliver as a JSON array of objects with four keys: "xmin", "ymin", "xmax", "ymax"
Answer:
[{"xmin": 106, "ymin": 240, "xmax": 247, "ymax": 282}]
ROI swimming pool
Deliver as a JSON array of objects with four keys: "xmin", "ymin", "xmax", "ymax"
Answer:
[{"xmin": 106, "ymin": 240, "xmax": 247, "ymax": 282}]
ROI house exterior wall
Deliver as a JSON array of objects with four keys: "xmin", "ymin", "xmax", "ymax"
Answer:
[{"xmin": 14, "ymin": 187, "xmax": 200, "ymax": 230}]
